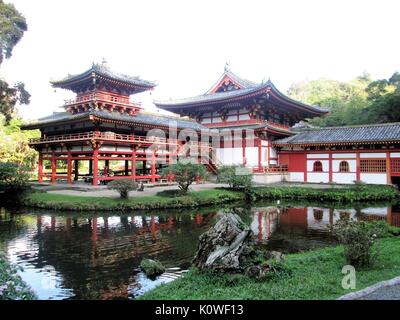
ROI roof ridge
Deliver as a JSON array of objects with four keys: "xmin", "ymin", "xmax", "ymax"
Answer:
[{"xmin": 299, "ymin": 122, "xmax": 400, "ymax": 131}]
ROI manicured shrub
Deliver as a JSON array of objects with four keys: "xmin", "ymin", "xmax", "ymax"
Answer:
[
  {"xmin": 162, "ymin": 161, "xmax": 207, "ymax": 195},
  {"xmin": 107, "ymin": 179, "xmax": 138, "ymax": 198},
  {"xmin": 0, "ymin": 162, "xmax": 30, "ymax": 192},
  {"xmin": 140, "ymin": 258, "xmax": 165, "ymax": 277},
  {"xmin": 330, "ymin": 219, "xmax": 387, "ymax": 268},
  {"xmin": 217, "ymin": 165, "xmax": 253, "ymax": 190}
]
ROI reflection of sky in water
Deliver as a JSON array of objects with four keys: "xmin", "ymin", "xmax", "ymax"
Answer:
[{"xmin": 0, "ymin": 204, "xmax": 398, "ymax": 300}]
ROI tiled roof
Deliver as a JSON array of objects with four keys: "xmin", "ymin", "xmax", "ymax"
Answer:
[
  {"xmin": 21, "ymin": 110, "xmax": 207, "ymax": 131},
  {"xmin": 51, "ymin": 63, "xmax": 156, "ymax": 89},
  {"xmin": 154, "ymin": 79, "xmax": 328, "ymax": 115},
  {"xmin": 205, "ymin": 69, "xmax": 257, "ymax": 93},
  {"xmin": 274, "ymin": 123, "xmax": 400, "ymax": 145}
]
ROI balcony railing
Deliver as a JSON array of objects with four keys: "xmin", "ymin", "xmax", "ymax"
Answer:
[
  {"xmin": 252, "ymin": 165, "xmax": 289, "ymax": 174},
  {"xmin": 29, "ymin": 131, "xmax": 212, "ymax": 148},
  {"xmin": 64, "ymin": 92, "xmax": 138, "ymax": 107}
]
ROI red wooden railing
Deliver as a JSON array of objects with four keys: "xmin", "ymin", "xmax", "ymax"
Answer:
[
  {"xmin": 29, "ymin": 131, "xmax": 212, "ymax": 148},
  {"xmin": 252, "ymin": 165, "xmax": 289, "ymax": 174}
]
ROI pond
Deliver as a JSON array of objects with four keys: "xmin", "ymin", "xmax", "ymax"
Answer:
[{"xmin": 0, "ymin": 201, "xmax": 399, "ymax": 300}]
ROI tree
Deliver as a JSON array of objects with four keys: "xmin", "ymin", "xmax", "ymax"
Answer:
[
  {"xmin": 363, "ymin": 72, "xmax": 400, "ymax": 123},
  {"xmin": 217, "ymin": 165, "xmax": 253, "ymax": 190},
  {"xmin": 0, "ymin": 116, "xmax": 39, "ymax": 168},
  {"xmin": 287, "ymin": 75, "xmax": 372, "ymax": 127},
  {"xmin": 107, "ymin": 179, "xmax": 138, "ymax": 199},
  {"xmin": 0, "ymin": 161, "xmax": 30, "ymax": 192},
  {"xmin": 162, "ymin": 161, "xmax": 207, "ymax": 195},
  {"xmin": 0, "ymin": 0, "xmax": 29, "ymax": 122}
]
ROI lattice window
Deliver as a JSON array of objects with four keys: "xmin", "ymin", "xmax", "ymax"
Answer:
[
  {"xmin": 391, "ymin": 159, "xmax": 400, "ymax": 173},
  {"xmin": 360, "ymin": 159, "xmax": 387, "ymax": 173},
  {"xmin": 339, "ymin": 161, "xmax": 349, "ymax": 173},
  {"xmin": 313, "ymin": 161, "xmax": 323, "ymax": 172}
]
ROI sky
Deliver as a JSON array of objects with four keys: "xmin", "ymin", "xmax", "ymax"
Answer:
[{"xmin": 1, "ymin": 0, "xmax": 400, "ymax": 120}]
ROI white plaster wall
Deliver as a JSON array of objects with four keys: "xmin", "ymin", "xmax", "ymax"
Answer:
[
  {"xmin": 307, "ymin": 172, "xmax": 329, "ymax": 183},
  {"xmin": 307, "ymin": 160, "xmax": 329, "ymax": 172},
  {"xmin": 100, "ymin": 146, "xmax": 115, "ymax": 151},
  {"xmin": 226, "ymin": 115, "xmax": 237, "ymax": 121},
  {"xmin": 82, "ymin": 146, "xmax": 92, "ymax": 151},
  {"xmin": 307, "ymin": 154, "xmax": 329, "ymax": 159},
  {"xmin": 332, "ymin": 160, "xmax": 356, "ymax": 172},
  {"xmin": 245, "ymin": 147, "xmax": 258, "ymax": 166},
  {"xmin": 252, "ymin": 173, "xmax": 287, "ymax": 184},
  {"xmin": 391, "ymin": 153, "xmax": 400, "ymax": 158},
  {"xmin": 332, "ymin": 153, "xmax": 356, "ymax": 158},
  {"xmin": 289, "ymin": 172, "xmax": 304, "ymax": 182},
  {"xmin": 216, "ymin": 148, "xmax": 242, "ymax": 165},
  {"xmin": 360, "ymin": 173, "xmax": 387, "ymax": 184},
  {"xmin": 201, "ymin": 118, "xmax": 211, "ymax": 124},
  {"xmin": 332, "ymin": 173, "xmax": 357, "ymax": 184},
  {"xmin": 212, "ymin": 116, "xmax": 223, "ymax": 123},
  {"xmin": 360, "ymin": 153, "xmax": 386, "ymax": 158},
  {"xmin": 116, "ymin": 146, "xmax": 131, "ymax": 152},
  {"xmin": 270, "ymin": 147, "xmax": 277, "ymax": 158},
  {"xmin": 239, "ymin": 114, "xmax": 250, "ymax": 120}
]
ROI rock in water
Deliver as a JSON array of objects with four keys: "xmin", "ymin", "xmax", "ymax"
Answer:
[
  {"xmin": 140, "ymin": 258, "xmax": 165, "ymax": 277},
  {"xmin": 192, "ymin": 213, "xmax": 253, "ymax": 271}
]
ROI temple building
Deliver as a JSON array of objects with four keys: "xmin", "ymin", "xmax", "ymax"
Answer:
[
  {"xmin": 22, "ymin": 63, "xmax": 214, "ymax": 185},
  {"xmin": 155, "ymin": 67, "xmax": 400, "ymax": 185},
  {"xmin": 23, "ymin": 64, "xmax": 400, "ymax": 186}
]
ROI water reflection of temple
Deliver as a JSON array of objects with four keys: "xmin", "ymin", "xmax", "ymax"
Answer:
[
  {"xmin": 251, "ymin": 206, "xmax": 400, "ymax": 243},
  {"xmin": 19, "ymin": 212, "xmax": 216, "ymax": 299}
]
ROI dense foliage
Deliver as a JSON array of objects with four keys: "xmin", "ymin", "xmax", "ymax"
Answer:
[
  {"xmin": 0, "ymin": 0, "xmax": 30, "ymax": 122},
  {"xmin": 217, "ymin": 165, "xmax": 253, "ymax": 190},
  {"xmin": 0, "ymin": 252, "xmax": 36, "ymax": 300},
  {"xmin": 330, "ymin": 220, "xmax": 388, "ymax": 267},
  {"xmin": 287, "ymin": 72, "xmax": 400, "ymax": 127},
  {"xmin": 107, "ymin": 179, "xmax": 138, "ymax": 198},
  {"xmin": 0, "ymin": 116, "xmax": 39, "ymax": 167},
  {"xmin": 0, "ymin": 161, "xmax": 30, "ymax": 192},
  {"xmin": 162, "ymin": 161, "xmax": 207, "ymax": 195}
]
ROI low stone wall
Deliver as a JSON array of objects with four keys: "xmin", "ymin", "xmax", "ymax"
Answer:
[{"xmin": 252, "ymin": 173, "xmax": 288, "ymax": 184}]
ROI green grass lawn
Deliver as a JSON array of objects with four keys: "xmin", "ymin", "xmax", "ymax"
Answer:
[
  {"xmin": 22, "ymin": 188, "xmax": 245, "ymax": 211},
  {"xmin": 139, "ymin": 237, "xmax": 400, "ymax": 300},
  {"xmin": 22, "ymin": 184, "xmax": 398, "ymax": 211}
]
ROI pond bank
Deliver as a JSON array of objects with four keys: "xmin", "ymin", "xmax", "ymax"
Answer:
[
  {"xmin": 139, "ymin": 236, "xmax": 400, "ymax": 300},
  {"xmin": 0, "ymin": 253, "xmax": 37, "ymax": 300},
  {"xmin": 21, "ymin": 184, "xmax": 399, "ymax": 212}
]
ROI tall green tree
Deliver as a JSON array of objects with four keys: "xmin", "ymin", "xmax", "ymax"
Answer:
[
  {"xmin": 363, "ymin": 72, "xmax": 400, "ymax": 123},
  {"xmin": 0, "ymin": 0, "xmax": 29, "ymax": 122},
  {"xmin": 287, "ymin": 74, "xmax": 372, "ymax": 127}
]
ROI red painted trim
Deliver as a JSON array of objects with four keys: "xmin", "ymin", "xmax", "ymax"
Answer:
[
  {"xmin": 51, "ymin": 152, "xmax": 56, "ymax": 184},
  {"xmin": 387, "ymin": 151, "xmax": 392, "ymax": 184},
  {"xmin": 38, "ymin": 153, "xmax": 43, "ymax": 183},
  {"xmin": 92, "ymin": 148, "xmax": 99, "ymax": 186},
  {"xmin": 67, "ymin": 151, "xmax": 72, "ymax": 184},
  {"xmin": 356, "ymin": 152, "xmax": 361, "ymax": 182},
  {"xmin": 329, "ymin": 154, "xmax": 333, "ymax": 183}
]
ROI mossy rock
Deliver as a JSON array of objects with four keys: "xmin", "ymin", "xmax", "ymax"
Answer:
[{"xmin": 140, "ymin": 259, "xmax": 165, "ymax": 277}]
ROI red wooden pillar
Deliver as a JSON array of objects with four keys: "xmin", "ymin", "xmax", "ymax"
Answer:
[
  {"xmin": 356, "ymin": 151, "xmax": 361, "ymax": 182},
  {"xmin": 151, "ymin": 149, "xmax": 156, "ymax": 183},
  {"xmin": 51, "ymin": 152, "xmax": 56, "ymax": 184},
  {"xmin": 67, "ymin": 151, "xmax": 73, "ymax": 184},
  {"xmin": 131, "ymin": 147, "xmax": 136, "ymax": 180},
  {"xmin": 92, "ymin": 147, "xmax": 99, "ymax": 186},
  {"xmin": 257, "ymin": 137, "xmax": 262, "ymax": 171},
  {"xmin": 386, "ymin": 151, "xmax": 392, "ymax": 184},
  {"xmin": 38, "ymin": 152, "xmax": 43, "ymax": 183},
  {"xmin": 328, "ymin": 152, "xmax": 333, "ymax": 183}
]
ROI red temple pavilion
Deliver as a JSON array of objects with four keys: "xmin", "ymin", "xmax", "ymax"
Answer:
[{"xmin": 22, "ymin": 63, "xmax": 214, "ymax": 185}]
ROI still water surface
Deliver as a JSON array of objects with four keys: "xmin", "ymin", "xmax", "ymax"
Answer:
[{"xmin": 0, "ymin": 202, "xmax": 399, "ymax": 300}]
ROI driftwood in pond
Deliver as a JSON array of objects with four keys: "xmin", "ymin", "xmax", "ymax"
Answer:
[{"xmin": 192, "ymin": 213, "xmax": 253, "ymax": 271}]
